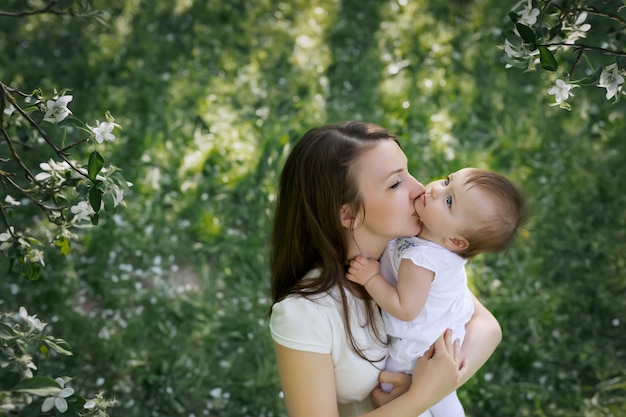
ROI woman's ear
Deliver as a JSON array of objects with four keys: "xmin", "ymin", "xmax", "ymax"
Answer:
[
  {"xmin": 444, "ymin": 236, "xmax": 469, "ymax": 251},
  {"xmin": 340, "ymin": 204, "xmax": 354, "ymax": 229}
]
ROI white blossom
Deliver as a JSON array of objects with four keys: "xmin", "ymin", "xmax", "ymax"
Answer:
[
  {"xmin": 0, "ymin": 227, "xmax": 15, "ymax": 251},
  {"xmin": 107, "ymin": 183, "xmax": 126, "ymax": 207},
  {"xmin": 20, "ymin": 354, "xmax": 38, "ymax": 378},
  {"xmin": 70, "ymin": 201, "xmax": 96, "ymax": 224},
  {"xmin": 518, "ymin": 3, "xmax": 540, "ymax": 26},
  {"xmin": 34, "ymin": 160, "xmax": 72, "ymax": 185},
  {"xmin": 563, "ymin": 11, "xmax": 591, "ymax": 44},
  {"xmin": 548, "ymin": 79, "xmax": 577, "ymax": 104},
  {"xmin": 41, "ymin": 378, "xmax": 74, "ymax": 413},
  {"xmin": 4, "ymin": 195, "xmax": 21, "ymax": 206},
  {"xmin": 25, "ymin": 249, "xmax": 45, "ymax": 266},
  {"xmin": 3, "ymin": 103, "xmax": 16, "ymax": 116},
  {"xmin": 598, "ymin": 63, "xmax": 624, "ymax": 100},
  {"xmin": 89, "ymin": 120, "xmax": 120, "ymax": 143},
  {"xmin": 19, "ymin": 306, "xmax": 47, "ymax": 331},
  {"xmin": 43, "ymin": 95, "xmax": 73, "ymax": 123}
]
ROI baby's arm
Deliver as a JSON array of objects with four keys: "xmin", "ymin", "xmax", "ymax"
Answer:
[{"xmin": 346, "ymin": 256, "xmax": 433, "ymax": 322}]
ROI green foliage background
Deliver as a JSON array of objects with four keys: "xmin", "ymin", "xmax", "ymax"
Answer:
[{"xmin": 1, "ymin": 0, "xmax": 625, "ymax": 416}]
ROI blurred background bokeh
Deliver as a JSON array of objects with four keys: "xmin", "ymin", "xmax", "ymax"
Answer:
[{"xmin": 1, "ymin": 0, "xmax": 624, "ymax": 416}]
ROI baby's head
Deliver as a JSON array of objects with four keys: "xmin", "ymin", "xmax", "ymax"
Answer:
[{"xmin": 416, "ymin": 168, "xmax": 529, "ymax": 258}]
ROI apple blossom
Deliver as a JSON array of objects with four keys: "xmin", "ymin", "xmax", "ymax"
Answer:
[
  {"xmin": 598, "ymin": 63, "xmax": 624, "ymax": 100},
  {"xmin": 70, "ymin": 201, "xmax": 96, "ymax": 224},
  {"xmin": 518, "ymin": 2, "xmax": 539, "ymax": 26},
  {"xmin": 89, "ymin": 120, "xmax": 120, "ymax": 143},
  {"xmin": 41, "ymin": 378, "xmax": 74, "ymax": 413},
  {"xmin": 548, "ymin": 79, "xmax": 577, "ymax": 104},
  {"xmin": 43, "ymin": 95, "xmax": 73, "ymax": 123}
]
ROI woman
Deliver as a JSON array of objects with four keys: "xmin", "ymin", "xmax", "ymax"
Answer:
[{"xmin": 269, "ymin": 121, "xmax": 502, "ymax": 417}]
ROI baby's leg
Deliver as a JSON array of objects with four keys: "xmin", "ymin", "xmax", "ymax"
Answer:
[
  {"xmin": 381, "ymin": 355, "xmax": 409, "ymax": 392},
  {"xmin": 429, "ymin": 390, "xmax": 464, "ymax": 417}
]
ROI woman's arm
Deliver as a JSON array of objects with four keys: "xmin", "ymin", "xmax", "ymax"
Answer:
[
  {"xmin": 275, "ymin": 330, "xmax": 466, "ymax": 417},
  {"xmin": 456, "ymin": 294, "xmax": 502, "ymax": 387},
  {"xmin": 273, "ymin": 343, "xmax": 340, "ymax": 417}
]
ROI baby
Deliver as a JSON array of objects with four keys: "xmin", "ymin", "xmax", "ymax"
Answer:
[{"xmin": 347, "ymin": 167, "xmax": 528, "ymax": 417}]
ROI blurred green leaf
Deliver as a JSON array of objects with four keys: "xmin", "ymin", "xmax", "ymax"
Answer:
[
  {"xmin": 43, "ymin": 337, "xmax": 73, "ymax": 356},
  {"xmin": 539, "ymin": 46, "xmax": 558, "ymax": 71},
  {"xmin": 516, "ymin": 23, "xmax": 536, "ymax": 44},
  {"xmin": 103, "ymin": 192, "xmax": 115, "ymax": 213},
  {"xmin": 12, "ymin": 377, "xmax": 61, "ymax": 396},
  {"xmin": 0, "ymin": 371, "xmax": 21, "ymax": 391},
  {"xmin": 88, "ymin": 151, "xmax": 104, "ymax": 180},
  {"xmin": 89, "ymin": 186, "xmax": 102, "ymax": 213},
  {"xmin": 0, "ymin": 322, "xmax": 15, "ymax": 340},
  {"xmin": 55, "ymin": 237, "xmax": 71, "ymax": 256}
]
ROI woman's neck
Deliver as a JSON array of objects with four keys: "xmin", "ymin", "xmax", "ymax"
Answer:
[{"xmin": 346, "ymin": 231, "xmax": 387, "ymax": 261}]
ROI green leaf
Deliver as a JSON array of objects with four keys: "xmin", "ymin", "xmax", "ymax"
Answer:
[
  {"xmin": 89, "ymin": 186, "xmax": 103, "ymax": 213},
  {"xmin": 539, "ymin": 46, "xmax": 558, "ymax": 71},
  {"xmin": 508, "ymin": 12, "xmax": 519, "ymax": 23},
  {"xmin": 87, "ymin": 151, "xmax": 104, "ymax": 180},
  {"xmin": 21, "ymin": 259, "xmax": 41, "ymax": 281},
  {"xmin": 16, "ymin": 400, "xmax": 42, "ymax": 417},
  {"xmin": 0, "ymin": 322, "xmax": 16, "ymax": 340},
  {"xmin": 1, "ymin": 371, "xmax": 21, "ymax": 391},
  {"xmin": 55, "ymin": 236, "xmax": 71, "ymax": 256},
  {"xmin": 43, "ymin": 337, "xmax": 73, "ymax": 356},
  {"xmin": 11, "ymin": 376, "xmax": 61, "ymax": 396},
  {"xmin": 103, "ymin": 192, "xmax": 116, "ymax": 213},
  {"xmin": 516, "ymin": 23, "xmax": 536, "ymax": 44}
]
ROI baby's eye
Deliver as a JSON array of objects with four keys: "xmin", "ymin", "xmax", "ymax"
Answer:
[
  {"xmin": 446, "ymin": 195, "xmax": 452, "ymax": 208},
  {"xmin": 390, "ymin": 179, "xmax": 402, "ymax": 189},
  {"xmin": 443, "ymin": 177, "xmax": 450, "ymax": 186}
]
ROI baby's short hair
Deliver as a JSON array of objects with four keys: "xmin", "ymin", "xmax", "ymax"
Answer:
[{"xmin": 456, "ymin": 168, "xmax": 529, "ymax": 258}]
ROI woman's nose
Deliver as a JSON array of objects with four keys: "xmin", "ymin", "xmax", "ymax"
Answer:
[{"xmin": 409, "ymin": 177, "xmax": 425, "ymax": 199}]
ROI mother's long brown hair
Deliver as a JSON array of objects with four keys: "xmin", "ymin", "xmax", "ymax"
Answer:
[{"xmin": 270, "ymin": 121, "xmax": 397, "ymax": 360}]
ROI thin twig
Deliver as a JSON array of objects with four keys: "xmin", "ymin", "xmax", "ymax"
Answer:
[
  {"xmin": 544, "ymin": 43, "xmax": 626, "ymax": 57},
  {"xmin": 580, "ymin": 7, "xmax": 626, "ymax": 25},
  {"xmin": 0, "ymin": 1, "xmax": 67, "ymax": 18}
]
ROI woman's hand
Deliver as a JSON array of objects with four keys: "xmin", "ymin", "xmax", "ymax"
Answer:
[
  {"xmin": 409, "ymin": 330, "xmax": 467, "ymax": 405},
  {"xmin": 371, "ymin": 371, "xmax": 411, "ymax": 407},
  {"xmin": 372, "ymin": 329, "xmax": 467, "ymax": 409}
]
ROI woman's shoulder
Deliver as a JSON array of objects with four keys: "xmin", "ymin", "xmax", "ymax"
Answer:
[
  {"xmin": 271, "ymin": 286, "xmax": 340, "ymax": 318},
  {"xmin": 270, "ymin": 290, "xmax": 341, "ymax": 354}
]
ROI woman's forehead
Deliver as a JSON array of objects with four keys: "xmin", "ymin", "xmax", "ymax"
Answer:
[{"xmin": 356, "ymin": 140, "xmax": 407, "ymax": 180}]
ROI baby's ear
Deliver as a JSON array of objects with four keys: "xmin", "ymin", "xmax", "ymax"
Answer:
[{"xmin": 445, "ymin": 236, "xmax": 469, "ymax": 251}]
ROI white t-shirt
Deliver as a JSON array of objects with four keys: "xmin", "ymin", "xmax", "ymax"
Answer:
[{"xmin": 270, "ymin": 270, "xmax": 433, "ymax": 417}]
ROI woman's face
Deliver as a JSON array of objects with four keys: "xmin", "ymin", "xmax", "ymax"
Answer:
[{"xmin": 349, "ymin": 139, "xmax": 424, "ymax": 258}]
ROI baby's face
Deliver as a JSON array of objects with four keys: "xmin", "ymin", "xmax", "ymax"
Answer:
[{"xmin": 414, "ymin": 168, "xmax": 495, "ymax": 240}]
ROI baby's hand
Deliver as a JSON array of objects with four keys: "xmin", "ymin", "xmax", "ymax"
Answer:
[{"xmin": 346, "ymin": 255, "xmax": 381, "ymax": 286}]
